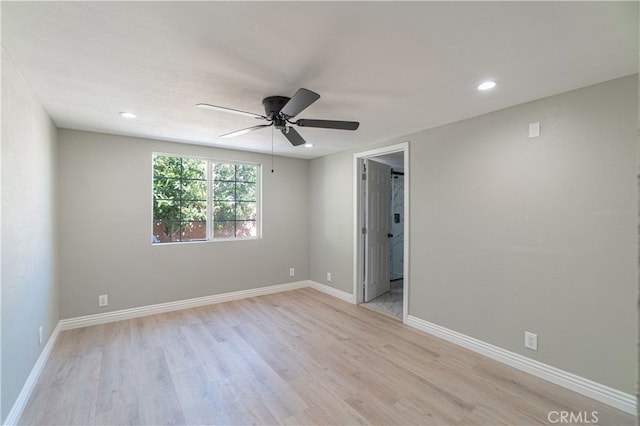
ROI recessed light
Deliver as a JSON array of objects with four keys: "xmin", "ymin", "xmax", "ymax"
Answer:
[
  {"xmin": 119, "ymin": 111, "xmax": 136, "ymax": 119},
  {"xmin": 477, "ymin": 81, "xmax": 497, "ymax": 91},
  {"xmin": 304, "ymin": 143, "xmax": 314, "ymax": 148}
]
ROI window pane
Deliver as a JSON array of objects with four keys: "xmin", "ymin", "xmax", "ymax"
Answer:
[
  {"xmin": 214, "ymin": 221, "xmax": 236, "ymax": 238},
  {"xmin": 181, "ymin": 200, "xmax": 207, "ymax": 221},
  {"xmin": 153, "ymin": 177, "xmax": 181, "ymax": 201},
  {"xmin": 153, "ymin": 156, "xmax": 259, "ymax": 243},
  {"xmin": 213, "ymin": 181, "xmax": 235, "ymax": 201},
  {"xmin": 153, "ymin": 221, "xmax": 181, "ymax": 243},
  {"xmin": 214, "ymin": 201, "xmax": 236, "ymax": 221},
  {"xmin": 236, "ymin": 202, "xmax": 256, "ymax": 220},
  {"xmin": 236, "ymin": 165, "xmax": 256, "ymax": 182},
  {"xmin": 236, "ymin": 182, "xmax": 256, "ymax": 201},
  {"xmin": 181, "ymin": 221, "xmax": 207, "ymax": 241},
  {"xmin": 153, "ymin": 156, "xmax": 182, "ymax": 179},
  {"xmin": 214, "ymin": 163, "xmax": 235, "ymax": 181},
  {"xmin": 182, "ymin": 179, "xmax": 207, "ymax": 201},
  {"xmin": 211, "ymin": 163, "xmax": 258, "ymax": 238},
  {"xmin": 236, "ymin": 221, "xmax": 257, "ymax": 237},
  {"xmin": 153, "ymin": 199, "xmax": 180, "ymax": 222},
  {"xmin": 182, "ymin": 158, "xmax": 207, "ymax": 180}
]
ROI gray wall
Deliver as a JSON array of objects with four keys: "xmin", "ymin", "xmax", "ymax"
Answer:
[
  {"xmin": 57, "ymin": 129, "xmax": 309, "ymax": 319},
  {"xmin": 1, "ymin": 51, "xmax": 59, "ymax": 422},
  {"xmin": 309, "ymin": 153, "xmax": 354, "ymax": 292},
  {"xmin": 309, "ymin": 75, "xmax": 638, "ymax": 394}
]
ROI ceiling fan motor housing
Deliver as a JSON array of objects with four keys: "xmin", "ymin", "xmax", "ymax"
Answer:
[{"xmin": 262, "ymin": 96, "xmax": 290, "ymax": 119}]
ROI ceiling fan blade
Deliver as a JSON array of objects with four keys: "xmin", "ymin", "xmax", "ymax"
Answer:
[
  {"xmin": 220, "ymin": 124, "xmax": 272, "ymax": 138},
  {"xmin": 196, "ymin": 103, "xmax": 266, "ymax": 120},
  {"xmin": 281, "ymin": 127, "xmax": 307, "ymax": 146},
  {"xmin": 279, "ymin": 88, "xmax": 320, "ymax": 118},
  {"xmin": 295, "ymin": 119, "xmax": 360, "ymax": 131}
]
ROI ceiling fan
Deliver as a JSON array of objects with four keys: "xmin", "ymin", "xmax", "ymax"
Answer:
[{"xmin": 196, "ymin": 88, "xmax": 359, "ymax": 146}]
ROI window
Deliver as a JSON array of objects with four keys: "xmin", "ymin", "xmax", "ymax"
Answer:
[
  {"xmin": 212, "ymin": 163, "xmax": 258, "ymax": 238},
  {"xmin": 152, "ymin": 154, "xmax": 259, "ymax": 243}
]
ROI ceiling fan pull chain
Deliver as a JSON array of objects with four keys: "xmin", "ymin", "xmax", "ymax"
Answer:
[{"xmin": 271, "ymin": 126, "xmax": 275, "ymax": 173}]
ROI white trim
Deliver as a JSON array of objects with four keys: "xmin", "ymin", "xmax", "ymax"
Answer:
[
  {"xmin": 51, "ymin": 280, "xmax": 353, "ymax": 333},
  {"xmin": 353, "ymin": 142, "xmax": 410, "ymax": 324},
  {"xmin": 352, "ymin": 152, "xmax": 361, "ymax": 304},
  {"xmin": 59, "ymin": 281, "xmax": 309, "ymax": 330},
  {"xmin": 308, "ymin": 280, "xmax": 356, "ymax": 304},
  {"xmin": 401, "ymin": 146, "xmax": 410, "ymax": 324},
  {"xmin": 406, "ymin": 315, "xmax": 636, "ymax": 415},
  {"xmin": 7, "ymin": 282, "xmax": 633, "ymax": 425},
  {"xmin": 353, "ymin": 144, "xmax": 409, "ymax": 159},
  {"xmin": 3, "ymin": 324, "xmax": 61, "ymax": 426},
  {"xmin": 6, "ymin": 281, "xmax": 311, "ymax": 425}
]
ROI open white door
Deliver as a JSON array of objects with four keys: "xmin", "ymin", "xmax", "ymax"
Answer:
[{"xmin": 364, "ymin": 159, "xmax": 391, "ymax": 302}]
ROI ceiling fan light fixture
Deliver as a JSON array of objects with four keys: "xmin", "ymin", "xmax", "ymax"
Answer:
[
  {"xmin": 477, "ymin": 81, "xmax": 497, "ymax": 91},
  {"xmin": 304, "ymin": 143, "xmax": 314, "ymax": 148},
  {"xmin": 119, "ymin": 111, "xmax": 136, "ymax": 119}
]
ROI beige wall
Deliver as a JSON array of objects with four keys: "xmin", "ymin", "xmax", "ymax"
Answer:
[
  {"xmin": 57, "ymin": 130, "xmax": 310, "ymax": 318},
  {"xmin": 1, "ymin": 51, "xmax": 59, "ymax": 422},
  {"xmin": 309, "ymin": 75, "xmax": 638, "ymax": 394}
]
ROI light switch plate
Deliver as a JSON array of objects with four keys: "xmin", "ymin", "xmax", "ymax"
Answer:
[{"xmin": 529, "ymin": 122, "xmax": 540, "ymax": 138}]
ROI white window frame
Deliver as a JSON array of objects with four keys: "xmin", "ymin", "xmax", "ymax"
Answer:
[{"xmin": 152, "ymin": 153, "xmax": 262, "ymax": 244}]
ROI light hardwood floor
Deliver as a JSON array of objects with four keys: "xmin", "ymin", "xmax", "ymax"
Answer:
[{"xmin": 20, "ymin": 288, "xmax": 633, "ymax": 425}]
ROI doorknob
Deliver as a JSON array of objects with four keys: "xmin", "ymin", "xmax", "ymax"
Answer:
[{"xmin": 388, "ymin": 233, "xmax": 394, "ymax": 238}]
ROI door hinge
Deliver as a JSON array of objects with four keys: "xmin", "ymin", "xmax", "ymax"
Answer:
[{"xmin": 362, "ymin": 227, "xmax": 367, "ymax": 235}]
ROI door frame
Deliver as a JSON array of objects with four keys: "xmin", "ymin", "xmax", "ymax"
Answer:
[{"xmin": 353, "ymin": 142, "xmax": 410, "ymax": 323}]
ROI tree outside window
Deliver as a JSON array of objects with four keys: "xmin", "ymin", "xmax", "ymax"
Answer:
[
  {"xmin": 153, "ymin": 155, "xmax": 259, "ymax": 243},
  {"xmin": 213, "ymin": 163, "xmax": 258, "ymax": 238}
]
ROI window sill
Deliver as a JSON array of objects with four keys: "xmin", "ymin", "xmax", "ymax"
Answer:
[{"xmin": 152, "ymin": 236, "xmax": 261, "ymax": 246}]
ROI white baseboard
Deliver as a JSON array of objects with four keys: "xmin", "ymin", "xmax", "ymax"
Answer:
[
  {"xmin": 56, "ymin": 281, "xmax": 354, "ymax": 333},
  {"xmin": 7, "ymin": 282, "xmax": 633, "ymax": 426},
  {"xmin": 6, "ymin": 280, "xmax": 313, "ymax": 425},
  {"xmin": 406, "ymin": 315, "xmax": 636, "ymax": 415},
  {"xmin": 3, "ymin": 324, "xmax": 61, "ymax": 426},
  {"xmin": 308, "ymin": 280, "xmax": 356, "ymax": 304},
  {"xmin": 58, "ymin": 280, "xmax": 310, "ymax": 330}
]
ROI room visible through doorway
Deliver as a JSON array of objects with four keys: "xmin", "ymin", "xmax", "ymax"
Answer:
[
  {"xmin": 353, "ymin": 143, "xmax": 409, "ymax": 322},
  {"xmin": 365, "ymin": 163, "xmax": 404, "ymax": 318}
]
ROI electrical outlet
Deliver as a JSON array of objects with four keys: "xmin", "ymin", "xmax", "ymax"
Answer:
[
  {"xmin": 524, "ymin": 331, "xmax": 538, "ymax": 351},
  {"xmin": 327, "ymin": 272, "xmax": 332, "ymax": 282},
  {"xmin": 289, "ymin": 268, "xmax": 295, "ymax": 277},
  {"xmin": 98, "ymin": 294, "xmax": 108, "ymax": 307},
  {"xmin": 38, "ymin": 326, "xmax": 43, "ymax": 346}
]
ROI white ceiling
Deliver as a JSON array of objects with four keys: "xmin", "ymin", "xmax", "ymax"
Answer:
[{"xmin": 2, "ymin": 1, "xmax": 638, "ymax": 159}]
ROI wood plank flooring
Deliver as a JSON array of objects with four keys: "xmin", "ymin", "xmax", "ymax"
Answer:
[{"xmin": 20, "ymin": 288, "xmax": 634, "ymax": 425}]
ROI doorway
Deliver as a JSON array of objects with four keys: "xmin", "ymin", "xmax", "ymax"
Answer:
[{"xmin": 353, "ymin": 143, "xmax": 409, "ymax": 323}]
